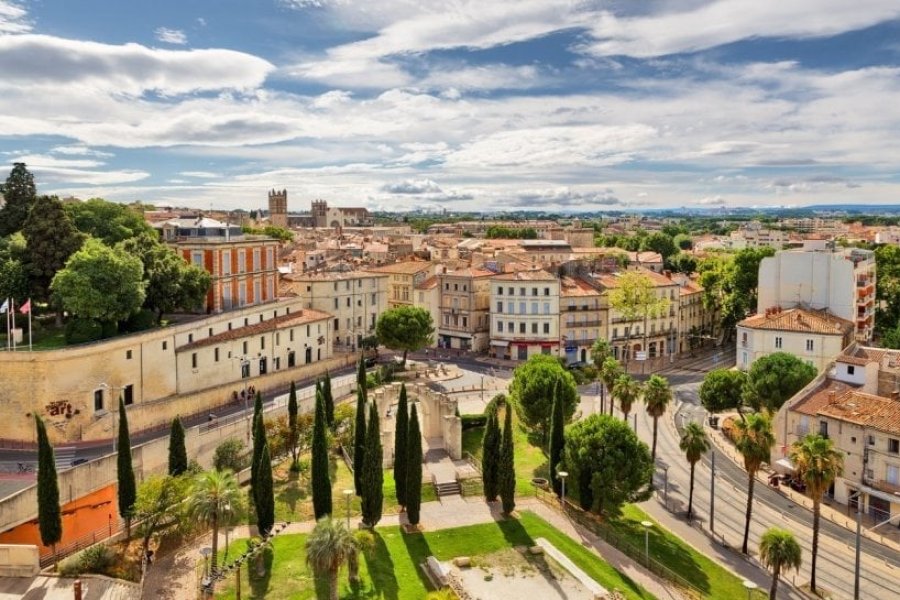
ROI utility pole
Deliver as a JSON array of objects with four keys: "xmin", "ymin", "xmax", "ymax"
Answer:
[{"xmin": 710, "ymin": 450, "xmax": 716, "ymax": 534}]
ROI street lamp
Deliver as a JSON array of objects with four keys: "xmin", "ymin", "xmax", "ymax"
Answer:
[
  {"xmin": 200, "ymin": 546, "xmax": 212, "ymax": 578},
  {"xmin": 741, "ymin": 579, "xmax": 757, "ymax": 600},
  {"xmin": 641, "ymin": 520, "xmax": 653, "ymax": 567},
  {"xmin": 558, "ymin": 471, "xmax": 568, "ymax": 509},
  {"xmin": 232, "ymin": 355, "xmax": 251, "ymax": 441},
  {"xmin": 98, "ymin": 382, "xmax": 123, "ymax": 454},
  {"xmin": 223, "ymin": 502, "xmax": 232, "ymax": 561},
  {"xmin": 343, "ymin": 489, "xmax": 354, "ymax": 529}
]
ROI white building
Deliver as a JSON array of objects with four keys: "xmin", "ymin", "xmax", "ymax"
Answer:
[
  {"xmin": 757, "ymin": 247, "xmax": 876, "ymax": 342},
  {"xmin": 489, "ymin": 270, "xmax": 561, "ymax": 361},
  {"xmin": 736, "ymin": 307, "xmax": 855, "ymax": 372}
]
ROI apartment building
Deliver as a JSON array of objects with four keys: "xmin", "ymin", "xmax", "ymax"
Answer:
[
  {"xmin": 282, "ymin": 271, "xmax": 388, "ymax": 350},
  {"xmin": 414, "ymin": 275, "xmax": 441, "ymax": 348},
  {"xmin": 437, "ymin": 268, "xmax": 494, "ymax": 352},
  {"xmin": 560, "ymin": 277, "xmax": 605, "ymax": 365},
  {"xmin": 365, "ymin": 261, "xmax": 436, "ymax": 308},
  {"xmin": 757, "ymin": 246, "xmax": 876, "ymax": 342},
  {"xmin": 489, "ymin": 270, "xmax": 561, "ymax": 361},
  {"xmin": 155, "ymin": 217, "xmax": 281, "ymax": 313},
  {"xmin": 673, "ymin": 273, "xmax": 715, "ymax": 354},
  {"xmin": 736, "ymin": 307, "xmax": 855, "ymax": 372}
]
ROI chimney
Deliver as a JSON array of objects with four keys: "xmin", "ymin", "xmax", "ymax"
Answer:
[
  {"xmin": 829, "ymin": 390, "xmax": 836, "ymax": 402},
  {"xmin": 892, "ymin": 389, "xmax": 899, "ymax": 401}
]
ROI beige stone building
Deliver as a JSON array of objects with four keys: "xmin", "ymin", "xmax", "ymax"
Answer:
[
  {"xmin": 283, "ymin": 271, "xmax": 389, "ymax": 351},
  {"xmin": 414, "ymin": 275, "xmax": 441, "ymax": 348},
  {"xmin": 560, "ymin": 277, "xmax": 606, "ymax": 365},
  {"xmin": 437, "ymin": 268, "xmax": 494, "ymax": 352},
  {"xmin": 0, "ymin": 299, "xmax": 337, "ymax": 443},
  {"xmin": 673, "ymin": 273, "xmax": 716, "ymax": 354},
  {"xmin": 366, "ymin": 261, "xmax": 436, "ymax": 308},
  {"xmin": 489, "ymin": 270, "xmax": 561, "ymax": 361}
]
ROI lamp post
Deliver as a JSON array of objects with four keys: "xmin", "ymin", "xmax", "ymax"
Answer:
[
  {"xmin": 710, "ymin": 450, "xmax": 716, "ymax": 534},
  {"xmin": 558, "ymin": 471, "xmax": 568, "ymax": 509},
  {"xmin": 343, "ymin": 489, "xmax": 354, "ymax": 529},
  {"xmin": 641, "ymin": 521, "xmax": 653, "ymax": 567},
  {"xmin": 742, "ymin": 579, "xmax": 757, "ymax": 600},
  {"xmin": 223, "ymin": 502, "xmax": 232, "ymax": 562},
  {"xmin": 200, "ymin": 546, "xmax": 212, "ymax": 578},
  {"xmin": 98, "ymin": 382, "xmax": 124, "ymax": 454},
  {"xmin": 233, "ymin": 356, "xmax": 251, "ymax": 441}
]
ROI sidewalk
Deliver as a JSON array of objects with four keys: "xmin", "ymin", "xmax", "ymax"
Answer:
[{"xmin": 141, "ymin": 495, "xmax": 680, "ymax": 600}]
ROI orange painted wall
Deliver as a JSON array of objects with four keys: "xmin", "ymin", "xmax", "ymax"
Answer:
[{"xmin": 0, "ymin": 484, "xmax": 119, "ymax": 557}]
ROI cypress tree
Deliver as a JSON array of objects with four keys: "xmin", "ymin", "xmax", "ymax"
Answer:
[
  {"xmin": 117, "ymin": 397, "xmax": 136, "ymax": 539},
  {"xmin": 35, "ymin": 416, "xmax": 61, "ymax": 562},
  {"xmin": 311, "ymin": 391, "xmax": 332, "ymax": 519},
  {"xmin": 393, "ymin": 383, "xmax": 409, "ymax": 508},
  {"xmin": 406, "ymin": 404, "xmax": 423, "ymax": 526},
  {"xmin": 357, "ymin": 355, "xmax": 368, "ymax": 395},
  {"xmin": 361, "ymin": 402, "xmax": 383, "ymax": 528},
  {"xmin": 255, "ymin": 444, "xmax": 275, "ymax": 537},
  {"xmin": 288, "ymin": 381, "xmax": 299, "ymax": 470},
  {"xmin": 323, "ymin": 371, "xmax": 335, "ymax": 428},
  {"xmin": 167, "ymin": 417, "xmax": 188, "ymax": 476},
  {"xmin": 482, "ymin": 411, "xmax": 501, "ymax": 502},
  {"xmin": 352, "ymin": 387, "xmax": 367, "ymax": 495},
  {"xmin": 549, "ymin": 381, "xmax": 565, "ymax": 498},
  {"xmin": 499, "ymin": 406, "xmax": 516, "ymax": 515},
  {"xmin": 250, "ymin": 391, "xmax": 264, "ymax": 500}
]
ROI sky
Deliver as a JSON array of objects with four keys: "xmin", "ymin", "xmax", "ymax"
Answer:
[{"xmin": 1, "ymin": 1, "xmax": 900, "ymax": 213}]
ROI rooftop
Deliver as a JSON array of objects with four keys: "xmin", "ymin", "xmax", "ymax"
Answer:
[
  {"xmin": 491, "ymin": 269, "xmax": 558, "ymax": 282},
  {"xmin": 738, "ymin": 307, "xmax": 854, "ymax": 336},
  {"xmin": 795, "ymin": 383, "xmax": 900, "ymax": 437},
  {"xmin": 365, "ymin": 261, "xmax": 433, "ymax": 275},
  {"xmin": 178, "ymin": 308, "xmax": 331, "ymax": 351}
]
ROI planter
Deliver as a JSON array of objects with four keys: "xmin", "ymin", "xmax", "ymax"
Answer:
[{"xmin": 531, "ymin": 477, "xmax": 549, "ymax": 490}]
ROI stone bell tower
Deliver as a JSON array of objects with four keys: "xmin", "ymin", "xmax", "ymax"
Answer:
[{"xmin": 268, "ymin": 189, "xmax": 288, "ymax": 228}]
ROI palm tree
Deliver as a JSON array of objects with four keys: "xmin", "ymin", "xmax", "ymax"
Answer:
[
  {"xmin": 613, "ymin": 373, "xmax": 641, "ymax": 424},
  {"xmin": 734, "ymin": 412, "xmax": 775, "ymax": 554},
  {"xmin": 599, "ymin": 357, "xmax": 623, "ymax": 416},
  {"xmin": 759, "ymin": 527, "xmax": 802, "ymax": 599},
  {"xmin": 189, "ymin": 470, "xmax": 242, "ymax": 582},
  {"xmin": 643, "ymin": 374, "xmax": 672, "ymax": 461},
  {"xmin": 305, "ymin": 516, "xmax": 359, "ymax": 600},
  {"xmin": 679, "ymin": 422, "xmax": 710, "ymax": 520},
  {"xmin": 348, "ymin": 529, "xmax": 375, "ymax": 585},
  {"xmin": 790, "ymin": 434, "xmax": 843, "ymax": 593}
]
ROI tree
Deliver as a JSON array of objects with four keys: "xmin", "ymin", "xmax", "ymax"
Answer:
[
  {"xmin": 549, "ymin": 382, "xmax": 565, "ymax": 498},
  {"xmin": 393, "ymin": 383, "xmax": 409, "ymax": 508},
  {"xmin": 250, "ymin": 391, "xmax": 264, "ymax": 503},
  {"xmin": 0, "ymin": 163, "xmax": 36, "ymax": 237},
  {"xmin": 322, "ymin": 371, "xmax": 335, "ymax": 428},
  {"xmin": 357, "ymin": 355, "xmax": 368, "ymax": 395},
  {"xmin": 734, "ymin": 412, "xmax": 775, "ymax": 554},
  {"xmin": 35, "ymin": 416, "xmax": 62, "ymax": 561},
  {"xmin": 118, "ymin": 233, "xmax": 209, "ymax": 323},
  {"xmin": 352, "ymin": 387, "xmax": 367, "ymax": 496},
  {"xmin": 599, "ymin": 357, "xmax": 624, "ymax": 416},
  {"xmin": 406, "ymin": 403, "xmax": 423, "ymax": 526},
  {"xmin": 22, "ymin": 195, "xmax": 85, "ymax": 303},
  {"xmin": 699, "ymin": 247, "xmax": 775, "ymax": 340},
  {"xmin": 613, "ymin": 374, "xmax": 641, "ymax": 423},
  {"xmin": 744, "ymin": 352, "xmax": 817, "ymax": 413},
  {"xmin": 759, "ymin": 528, "xmax": 802, "ymax": 600},
  {"xmin": 65, "ymin": 198, "xmax": 153, "ymax": 245},
  {"xmin": 0, "ymin": 233, "xmax": 28, "ymax": 302},
  {"xmin": 312, "ymin": 391, "xmax": 332, "ymax": 519},
  {"xmin": 590, "ymin": 338, "xmax": 612, "ymax": 370},
  {"xmin": 361, "ymin": 402, "xmax": 384, "ymax": 527},
  {"xmin": 498, "ymin": 405, "xmax": 516, "ymax": 515},
  {"xmin": 168, "ymin": 417, "xmax": 188, "ymax": 476},
  {"xmin": 643, "ymin": 374, "xmax": 672, "ymax": 461},
  {"xmin": 699, "ymin": 369, "xmax": 748, "ymax": 416},
  {"xmin": 679, "ymin": 422, "xmax": 710, "ymax": 520},
  {"xmin": 213, "ymin": 438, "xmax": 246, "ymax": 473},
  {"xmin": 790, "ymin": 434, "xmax": 843, "ymax": 593},
  {"xmin": 117, "ymin": 397, "xmax": 137, "ymax": 539},
  {"xmin": 608, "ymin": 271, "xmax": 670, "ymax": 365},
  {"xmin": 673, "ymin": 233, "xmax": 693, "ymax": 251},
  {"xmin": 255, "ymin": 444, "xmax": 276, "ymax": 537},
  {"xmin": 641, "ymin": 232, "xmax": 678, "ymax": 260},
  {"xmin": 481, "ymin": 409, "xmax": 501, "ymax": 502},
  {"xmin": 668, "ymin": 253, "xmax": 697, "ymax": 274},
  {"xmin": 375, "ymin": 305, "xmax": 434, "ymax": 368},
  {"xmin": 509, "ymin": 354, "xmax": 578, "ymax": 440},
  {"xmin": 189, "ymin": 470, "xmax": 242, "ymax": 581},
  {"xmin": 51, "ymin": 238, "xmax": 145, "ymax": 323},
  {"xmin": 562, "ymin": 413, "xmax": 653, "ymax": 517},
  {"xmin": 134, "ymin": 474, "xmax": 191, "ymax": 559},
  {"xmin": 305, "ymin": 516, "xmax": 358, "ymax": 600},
  {"xmin": 288, "ymin": 381, "xmax": 300, "ymax": 470}
]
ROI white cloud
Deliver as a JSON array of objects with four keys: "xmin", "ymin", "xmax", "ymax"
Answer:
[
  {"xmin": 381, "ymin": 178, "xmax": 442, "ymax": 194},
  {"xmin": 0, "ymin": 0, "xmax": 29, "ymax": 34},
  {"xmin": 8, "ymin": 154, "xmax": 105, "ymax": 169},
  {"xmin": 0, "ymin": 35, "xmax": 273, "ymax": 96},
  {"xmin": 419, "ymin": 63, "xmax": 546, "ymax": 91},
  {"xmin": 30, "ymin": 166, "xmax": 150, "ymax": 185},
  {"xmin": 696, "ymin": 195, "xmax": 726, "ymax": 206},
  {"xmin": 179, "ymin": 171, "xmax": 220, "ymax": 178},
  {"xmin": 154, "ymin": 27, "xmax": 188, "ymax": 45},
  {"xmin": 49, "ymin": 145, "xmax": 113, "ymax": 158}
]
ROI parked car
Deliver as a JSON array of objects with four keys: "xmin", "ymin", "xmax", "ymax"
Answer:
[
  {"xmin": 364, "ymin": 356, "xmax": 377, "ymax": 368},
  {"xmin": 566, "ymin": 361, "xmax": 587, "ymax": 370}
]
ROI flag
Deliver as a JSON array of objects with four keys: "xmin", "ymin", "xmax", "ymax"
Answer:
[
  {"xmin": 19, "ymin": 299, "xmax": 30, "ymax": 314},
  {"xmin": 0, "ymin": 299, "xmax": 7, "ymax": 314}
]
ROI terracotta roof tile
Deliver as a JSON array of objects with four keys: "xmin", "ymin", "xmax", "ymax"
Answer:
[
  {"xmin": 817, "ymin": 389, "xmax": 900, "ymax": 436},
  {"xmin": 738, "ymin": 308, "xmax": 854, "ymax": 336},
  {"xmin": 178, "ymin": 309, "xmax": 331, "ymax": 351},
  {"xmin": 365, "ymin": 261, "xmax": 433, "ymax": 275}
]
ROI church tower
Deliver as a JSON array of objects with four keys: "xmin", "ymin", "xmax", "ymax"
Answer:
[{"xmin": 268, "ymin": 189, "xmax": 288, "ymax": 228}]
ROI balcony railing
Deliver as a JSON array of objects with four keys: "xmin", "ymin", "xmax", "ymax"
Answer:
[
  {"xmin": 565, "ymin": 320, "xmax": 602, "ymax": 328},
  {"xmin": 868, "ymin": 478, "xmax": 900, "ymax": 495}
]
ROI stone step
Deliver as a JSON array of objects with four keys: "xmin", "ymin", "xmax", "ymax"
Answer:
[{"xmin": 434, "ymin": 481, "xmax": 461, "ymax": 496}]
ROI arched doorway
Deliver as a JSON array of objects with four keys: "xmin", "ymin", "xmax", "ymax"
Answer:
[{"xmin": 580, "ymin": 348, "xmax": 587, "ymax": 363}]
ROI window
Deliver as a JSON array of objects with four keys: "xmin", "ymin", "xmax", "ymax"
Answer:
[
  {"xmin": 266, "ymin": 247, "xmax": 274, "ymax": 269},
  {"xmin": 519, "ymin": 302, "xmax": 526, "ymax": 314},
  {"xmin": 126, "ymin": 350, "xmax": 132, "ymax": 360},
  {"xmin": 123, "ymin": 384, "xmax": 134, "ymax": 406},
  {"xmin": 454, "ymin": 283, "xmax": 458, "ymax": 291},
  {"xmin": 462, "ymin": 317, "xmax": 467, "ymax": 327},
  {"xmin": 238, "ymin": 251, "xmax": 246, "ymax": 274},
  {"xmin": 544, "ymin": 287, "xmax": 550, "ymax": 296},
  {"xmin": 889, "ymin": 439, "xmax": 900, "ymax": 454},
  {"xmin": 798, "ymin": 415, "xmax": 809, "ymax": 436},
  {"xmin": 543, "ymin": 322, "xmax": 550, "ymax": 334},
  {"xmin": 775, "ymin": 336, "xmax": 783, "ymax": 349},
  {"xmin": 162, "ymin": 341, "xmax": 168, "ymax": 350},
  {"xmin": 889, "ymin": 465, "xmax": 900, "ymax": 486},
  {"xmin": 241, "ymin": 361, "xmax": 251, "ymax": 378},
  {"xmin": 507, "ymin": 287, "xmax": 513, "ymax": 295},
  {"xmin": 498, "ymin": 287, "xmax": 503, "ymax": 295},
  {"xmin": 191, "ymin": 353, "xmax": 198, "ymax": 369},
  {"xmin": 214, "ymin": 348, "xmax": 220, "ymax": 362},
  {"xmin": 253, "ymin": 248, "xmax": 261, "ymax": 271},
  {"xmin": 334, "ymin": 298, "xmax": 339, "ymax": 309},
  {"xmin": 543, "ymin": 302, "xmax": 550, "ymax": 314},
  {"xmin": 806, "ymin": 339, "xmax": 814, "ymax": 352},
  {"xmin": 818, "ymin": 420, "xmax": 828, "ymax": 437},
  {"xmin": 222, "ymin": 250, "xmax": 231, "ymax": 276},
  {"xmin": 507, "ymin": 302, "xmax": 513, "ymax": 313},
  {"xmin": 507, "ymin": 321, "xmax": 513, "ymax": 332},
  {"xmin": 868, "ymin": 435, "xmax": 875, "ymax": 446},
  {"xmin": 191, "ymin": 251, "xmax": 204, "ymax": 267},
  {"xmin": 260, "ymin": 336, "xmax": 266, "ymax": 350},
  {"xmin": 259, "ymin": 357, "xmax": 267, "ymax": 375},
  {"xmin": 238, "ymin": 284, "xmax": 246, "ymax": 307},
  {"xmin": 94, "ymin": 389, "xmax": 104, "ymax": 412},
  {"xmin": 520, "ymin": 287, "xmax": 526, "ymax": 296},
  {"xmin": 498, "ymin": 321, "xmax": 504, "ymax": 332},
  {"xmin": 242, "ymin": 341, "xmax": 248, "ymax": 354},
  {"xmin": 253, "ymin": 279, "xmax": 262, "ymax": 305},
  {"xmin": 519, "ymin": 322, "xmax": 526, "ymax": 334},
  {"xmin": 532, "ymin": 288, "xmax": 538, "ymax": 296},
  {"xmin": 334, "ymin": 318, "xmax": 340, "ymax": 331},
  {"xmin": 532, "ymin": 322, "xmax": 538, "ymax": 334},
  {"xmin": 531, "ymin": 302, "xmax": 538, "ymax": 314},
  {"xmin": 848, "ymin": 365, "xmax": 856, "ymax": 375}
]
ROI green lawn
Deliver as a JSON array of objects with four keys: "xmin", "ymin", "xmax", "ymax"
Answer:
[{"xmin": 216, "ymin": 511, "xmax": 655, "ymax": 600}]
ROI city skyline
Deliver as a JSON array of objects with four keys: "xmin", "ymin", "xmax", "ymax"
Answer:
[{"xmin": 2, "ymin": 1, "xmax": 900, "ymax": 211}]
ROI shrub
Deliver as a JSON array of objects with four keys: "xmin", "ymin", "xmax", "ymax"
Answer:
[
  {"xmin": 460, "ymin": 414, "xmax": 488, "ymax": 430},
  {"xmin": 100, "ymin": 320, "xmax": 118, "ymax": 339},
  {"xmin": 582, "ymin": 365, "xmax": 598, "ymax": 380},
  {"xmin": 213, "ymin": 439, "xmax": 247, "ymax": 473},
  {"xmin": 59, "ymin": 544, "xmax": 116, "ymax": 576},
  {"xmin": 64, "ymin": 317, "xmax": 103, "ymax": 344},
  {"xmin": 121, "ymin": 308, "xmax": 156, "ymax": 333}
]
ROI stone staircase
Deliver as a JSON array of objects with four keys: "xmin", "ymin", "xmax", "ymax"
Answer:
[
  {"xmin": 54, "ymin": 446, "xmax": 76, "ymax": 472},
  {"xmin": 434, "ymin": 480, "xmax": 461, "ymax": 496}
]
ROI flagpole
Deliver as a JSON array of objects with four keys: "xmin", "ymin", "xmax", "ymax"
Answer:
[
  {"xmin": 11, "ymin": 299, "xmax": 15, "ymax": 351},
  {"xmin": 4, "ymin": 298, "xmax": 9, "ymax": 351},
  {"xmin": 27, "ymin": 299, "xmax": 32, "ymax": 352}
]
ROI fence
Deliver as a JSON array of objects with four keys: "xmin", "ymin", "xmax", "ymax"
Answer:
[{"xmin": 38, "ymin": 517, "xmax": 125, "ymax": 568}]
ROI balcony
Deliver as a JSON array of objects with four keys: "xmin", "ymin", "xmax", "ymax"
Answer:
[
  {"xmin": 868, "ymin": 479, "xmax": 900, "ymax": 495},
  {"xmin": 565, "ymin": 319, "xmax": 602, "ymax": 328}
]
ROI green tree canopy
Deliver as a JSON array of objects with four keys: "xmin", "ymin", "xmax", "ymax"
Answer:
[
  {"xmin": 509, "ymin": 354, "xmax": 579, "ymax": 439},
  {"xmin": 51, "ymin": 238, "xmax": 145, "ymax": 323},
  {"xmin": 759, "ymin": 527, "xmax": 802, "ymax": 600},
  {"xmin": 0, "ymin": 163, "xmax": 36, "ymax": 237},
  {"xmin": 498, "ymin": 404, "xmax": 516, "ymax": 515},
  {"xmin": 311, "ymin": 392, "xmax": 332, "ymax": 519},
  {"xmin": 375, "ymin": 305, "xmax": 434, "ymax": 367},
  {"xmin": 743, "ymin": 352, "xmax": 817, "ymax": 412},
  {"xmin": 134, "ymin": 474, "xmax": 191, "ymax": 558},
  {"xmin": 699, "ymin": 368, "xmax": 748, "ymax": 414},
  {"xmin": 23, "ymin": 195, "xmax": 85, "ymax": 302},
  {"xmin": 0, "ymin": 234, "xmax": 28, "ymax": 302},
  {"xmin": 65, "ymin": 198, "xmax": 154, "ymax": 245},
  {"xmin": 168, "ymin": 417, "xmax": 188, "ymax": 476},
  {"xmin": 562, "ymin": 413, "xmax": 653, "ymax": 518},
  {"xmin": 641, "ymin": 232, "xmax": 678, "ymax": 260},
  {"xmin": 673, "ymin": 233, "xmax": 693, "ymax": 251},
  {"xmin": 393, "ymin": 383, "xmax": 409, "ymax": 508}
]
